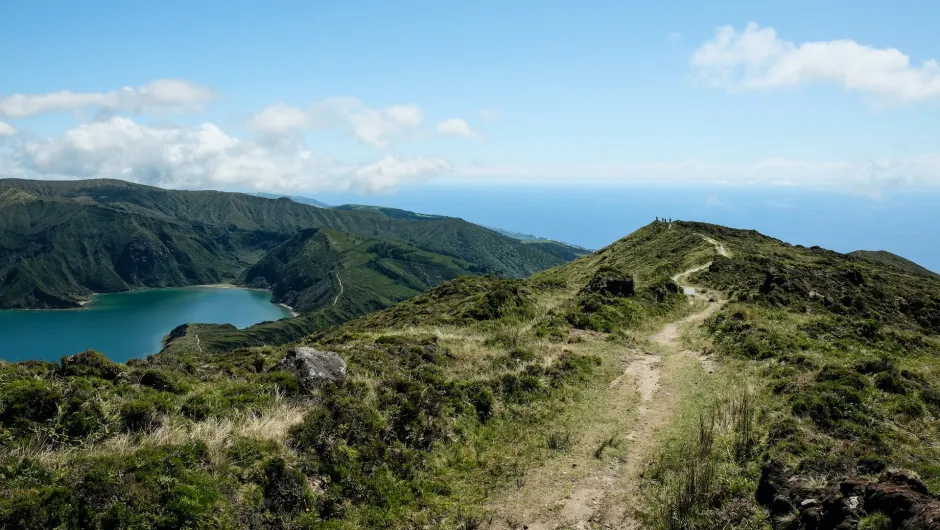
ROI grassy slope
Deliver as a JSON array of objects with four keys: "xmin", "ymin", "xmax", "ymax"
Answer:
[
  {"xmin": 0, "ymin": 188, "xmax": 246, "ymax": 309},
  {"xmin": 243, "ymin": 227, "xmax": 484, "ymax": 313},
  {"xmin": 635, "ymin": 221, "xmax": 940, "ymax": 529},
  {"xmin": 0, "ymin": 179, "xmax": 569, "ymax": 309},
  {"xmin": 3, "ymin": 219, "xmax": 939, "ymax": 528},
  {"xmin": 159, "ymin": 228, "xmax": 489, "ymax": 354},
  {"xmin": 848, "ymin": 249, "xmax": 940, "ymax": 280},
  {"xmin": 0, "ymin": 221, "xmax": 690, "ymax": 528}
]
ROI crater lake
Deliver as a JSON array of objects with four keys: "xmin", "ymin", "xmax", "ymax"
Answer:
[{"xmin": 0, "ymin": 287, "xmax": 294, "ymax": 363}]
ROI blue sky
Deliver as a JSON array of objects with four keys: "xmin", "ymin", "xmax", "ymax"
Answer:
[{"xmin": 1, "ymin": 1, "xmax": 939, "ymax": 266}]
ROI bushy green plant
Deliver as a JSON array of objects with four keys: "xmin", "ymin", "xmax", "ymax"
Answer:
[
  {"xmin": 120, "ymin": 391, "xmax": 172, "ymax": 433},
  {"xmin": 59, "ymin": 350, "xmax": 123, "ymax": 380}
]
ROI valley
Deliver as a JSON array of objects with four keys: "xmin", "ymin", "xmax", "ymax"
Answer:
[{"xmin": 0, "ymin": 178, "xmax": 584, "ymax": 355}]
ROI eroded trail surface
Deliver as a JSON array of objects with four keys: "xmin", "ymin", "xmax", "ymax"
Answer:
[{"xmin": 488, "ymin": 239, "xmax": 728, "ymax": 529}]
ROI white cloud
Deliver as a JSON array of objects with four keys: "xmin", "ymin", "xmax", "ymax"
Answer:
[
  {"xmin": 246, "ymin": 103, "xmax": 310, "ymax": 135},
  {"xmin": 351, "ymin": 155, "xmax": 451, "ymax": 193},
  {"xmin": 0, "ymin": 79, "xmax": 216, "ymax": 118},
  {"xmin": 691, "ymin": 22, "xmax": 940, "ymax": 102},
  {"xmin": 668, "ymin": 32, "xmax": 683, "ymax": 44},
  {"xmin": 437, "ymin": 118, "xmax": 479, "ymax": 137},
  {"xmin": 6, "ymin": 116, "xmax": 450, "ymax": 194},
  {"xmin": 453, "ymin": 154, "xmax": 940, "ymax": 196},
  {"xmin": 0, "ymin": 121, "xmax": 16, "ymax": 136},
  {"xmin": 347, "ymin": 108, "xmax": 403, "ymax": 149},
  {"xmin": 385, "ymin": 104, "xmax": 424, "ymax": 127},
  {"xmin": 247, "ymin": 99, "xmax": 425, "ymax": 148},
  {"xmin": 477, "ymin": 109, "xmax": 499, "ymax": 122}
]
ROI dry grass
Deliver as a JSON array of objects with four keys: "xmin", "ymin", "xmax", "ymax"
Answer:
[{"xmin": 3, "ymin": 399, "xmax": 310, "ymax": 466}]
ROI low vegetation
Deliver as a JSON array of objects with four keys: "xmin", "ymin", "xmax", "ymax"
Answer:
[
  {"xmin": 0, "ymin": 247, "xmax": 686, "ymax": 528},
  {"xmin": 637, "ymin": 221, "xmax": 940, "ymax": 530},
  {"xmin": 3, "ymin": 219, "xmax": 939, "ymax": 529}
]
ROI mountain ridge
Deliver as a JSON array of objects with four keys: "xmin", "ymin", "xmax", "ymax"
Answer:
[{"xmin": 0, "ymin": 178, "xmax": 571, "ymax": 310}]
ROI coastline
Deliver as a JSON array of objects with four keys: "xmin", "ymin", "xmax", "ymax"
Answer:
[{"xmin": 277, "ymin": 303, "xmax": 300, "ymax": 317}]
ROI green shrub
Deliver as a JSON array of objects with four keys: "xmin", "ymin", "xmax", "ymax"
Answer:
[
  {"xmin": 181, "ymin": 383, "xmax": 273, "ymax": 421},
  {"xmin": 815, "ymin": 365, "xmax": 869, "ymax": 391},
  {"xmin": 462, "ymin": 281, "xmax": 534, "ymax": 322},
  {"xmin": 0, "ymin": 379, "xmax": 62, "ymax": 426},
  {"xmin": 858, "ymin": 513, "xmax": 891, "ymax": 530},
  {"xmin": 289, "ymin": 383, "xmax": 388, "ymax": 502},
  {"xmin": 137, "ymin": 369, "xmax": 189, "ymax": 394},
  {"xmin": 261, "ymin": 457, "xmax": 312, "ymax": 515},
  {"xmin": 461, "ymin": 382, "xmax": 494, "ymax": 422},
  {"xmin": 532, "ymin": 316, "xmax": 567, "ymax": 342},
  {"xmin": 59, "ymin": 350, "xmax": 123, "ymax": 380},
  {"xmin": 857, "ymin": 454, "xmax": 887, "ymax": 474},
  {"xmin": 888, "ymin": 394, "xmax": 925, "ymax": 418},
  {"xmin": 0, "ymin": 442, "xmax": 226, "ymax": 529},
  {"xmin": 855, "ymin": 358, "xmax": 895, "ymax": 375},
  {"xmin": 872, "ymin": 371, "xmax": 907, "ymax": 394},
  {"xmin": 120, "ymin": 392, "xmax": 172, "ymax": 433},
  {"xmin": 57, "ymin": 379, "xmax": 110, "ymax": 440},
  {"xmin": 227, "ymin": 437, "xmax": 281, "ymax": 468},
  {"xmin": 790, "ymin": 383, "xmax": 866, "ymax": 432},
  {"xmin": 258, "ymin": 371, "xmax": 302, "ymax": 396}
]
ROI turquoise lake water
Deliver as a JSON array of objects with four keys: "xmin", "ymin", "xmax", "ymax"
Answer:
[{"xmin": 0, "ymin": 287, "xmax": 294, "ymax": 363}]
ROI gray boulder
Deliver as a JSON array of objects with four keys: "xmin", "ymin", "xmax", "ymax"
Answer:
[{"xmin": 272, "ymin": 347, "xmax": 347, "ymax": 388}]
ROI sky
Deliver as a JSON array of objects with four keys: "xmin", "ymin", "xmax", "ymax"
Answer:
[{"xmin": 1, "ymin": 1, "xmax": 939, "ymax": 267}]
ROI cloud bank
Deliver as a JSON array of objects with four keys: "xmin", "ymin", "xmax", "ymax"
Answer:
[
  {"xmin": 1, "ymin": 72, "xmax": 938, "ymax": 197},
  {"xmin": 248, "ymin": 98, "xmax": 426, "ymax": 148},
  {"xmin": 692, "ymin": 22, "xmax": 940, "ymax": 102},
  {"xmin": 0, "ymin": 79, "xmax": 216, "ymax": 118},
  {"xmin": 7, "ymin": 117, "xmax": 450, "ymax": 194}
]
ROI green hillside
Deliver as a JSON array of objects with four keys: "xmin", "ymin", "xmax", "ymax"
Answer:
[
  {"xmin": 520, "ymin": 239, "xmax": 592, "ymax": 261},
  {"xmin": 330, "ymin": 203, "xmax": 448, "ymax": 220},
  {"xmin": 0, "ymin": 179, "xmax": 570, "ymax": 309},
  {"xmin": 3, "ymin": 219, "xmax": 940, "ymax": 528},
  {"xmin": 243, "ymin": 227, "xmax": 484, "ymax": 314},
  {"xmin": 252, "ymin": 192, "xmax": 331, "ymax": 208},
  {"xmin": 849, "ymin": 249, "xmax": 940, "ymax": 279}
]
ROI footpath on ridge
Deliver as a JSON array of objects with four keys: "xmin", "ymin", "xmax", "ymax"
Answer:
[{"xmin": 489, "ymin": 236, "xmax": 730, "ymax": 529}]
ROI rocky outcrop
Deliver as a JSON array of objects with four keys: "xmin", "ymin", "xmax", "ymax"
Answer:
[
  {"xmin": 757, "ymin": 461, "xmax": 940, "ymax": 529},
  {"xmin": 271, "ymin": 347, "xmax": 347, "ymax": 389},
  {"xmin": 582, "ymin": 267, "xmax": 635, "ymax": 297}
]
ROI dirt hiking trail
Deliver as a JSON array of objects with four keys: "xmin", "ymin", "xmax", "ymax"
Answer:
[
  {"xmin": 332, "ymin": 269, "xmax": 344, "ymax": 307},
  {"xmin": 487, "ymin": 237, "xmax": 729, "ymax": 529}
]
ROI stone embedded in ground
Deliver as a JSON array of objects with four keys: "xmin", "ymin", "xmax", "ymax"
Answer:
[{"xmin": 271, "ymin": 346, "xmax": 347, "ymax": 388}]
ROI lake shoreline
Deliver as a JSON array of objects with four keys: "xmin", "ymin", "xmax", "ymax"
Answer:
[
  {"xmin": 0, "ymin": 287, "xmax": 296, "ymax": 363},
  {"xmin": 7, "ymin": 284, "xmax": 298, "ymax": 316},
  {"xmin": 197, "ymin": 284, "xmax": 299, "ymax": 317}
]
